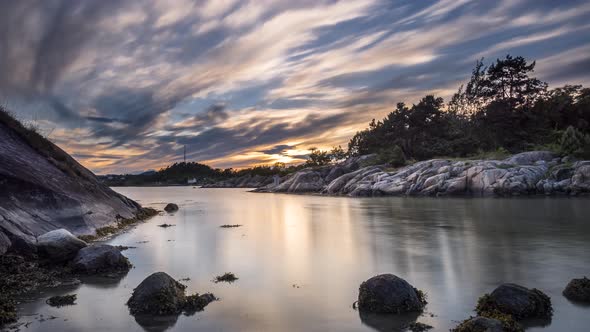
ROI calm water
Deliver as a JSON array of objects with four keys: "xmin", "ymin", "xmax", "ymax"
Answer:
[{"xmin": 13, "ymin": 188, "xmax": 590, "ymax": 332}]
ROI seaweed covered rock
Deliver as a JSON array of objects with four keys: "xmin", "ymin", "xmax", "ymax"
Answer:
[
  {"xmin": 0, "ymin": 295, "xmax": 16, "ymax": 325},
  {"xmin": 72, "ymin": 244, "xmax": 131, "ymax": 274},
  {"xmin": 127, "ymin": 272, "xmax": 187, "ymax": 315},
  {"xmin": 46, "ymin": 294, "xmax": 77, "ymax": 307},
  {"xmin": 476, "ymin": 283, "xmax": 552, "ymax": 320},
  {"xmin": 357, "ymin": 274, "xmax": 426, "ymax": 313},
  {"xmin": 164, "ymin": 203, "xmax": 179, "ymax": 213},
  {"xmin": 563, "ymin": 277, "xmax": 590, "ymax": 303},
  {"xmin": 452, "ymin": 316, "xmax": 509, "ymax": 332},
  {"xmin": 37, "ymin": 229, "xmax": 87, "ymax": 262},
  {"xmin": 184, "ymin": 293, "xmax": 217, "ymax": 313}
]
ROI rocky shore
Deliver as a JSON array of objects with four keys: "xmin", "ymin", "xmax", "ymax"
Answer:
[{"xmin": 254, "ymin": 152, "xmax": 590, "ymax": 197}]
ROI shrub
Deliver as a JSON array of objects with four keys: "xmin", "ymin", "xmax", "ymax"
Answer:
[{"xmin": 376, "ymin": 145, "xmax": 406, "ymax": 167}]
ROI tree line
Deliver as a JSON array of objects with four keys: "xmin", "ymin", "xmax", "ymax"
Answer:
[{"xmin": 346, "ymin": 55, "xmax": 590, "ymax": 166}]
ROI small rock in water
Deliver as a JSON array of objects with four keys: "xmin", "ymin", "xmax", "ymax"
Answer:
[
  {"xmin": 451, "ymin": 316, "xmax": 507, "ymax": 332},
  {"xmin": 127, "ymin": 272, "xmax": 186, "ymax": 315},
  {"xmin": 563, "ymin": 277, "xmax": 590, "ymax": 303},
  {"xmin": 46, "ymin": 294, "xmax": 77, "ymax": 307},
  {"xmin": 219, "ymin": 224, "xmax": 242, "ymax": 228},
  {"xmin": 476, "ymin": 283, "xmax": 552, "ymax": 320},
  {"xmin": 164, "ymin": 203, "xmax": 179, "ymax": 213},
  {"xmin": 158, "ymin": 224, "xmax": 175, "ymax": 228},
  {"xmin": 357, "ymin": 274, "xmax": 427, "ymax": 314},
  {"xmin": 214, "ymin": 273, "xmax": 238, "ymax": 283}
]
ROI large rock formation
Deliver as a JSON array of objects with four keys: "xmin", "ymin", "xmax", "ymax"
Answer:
[
  {"xmin": 256, "ymin": 152, "xmax": 590, "ymax": 197},
  {"xmin": 0, "ymin": 111, "xmax": 144, "ymax": 254}
]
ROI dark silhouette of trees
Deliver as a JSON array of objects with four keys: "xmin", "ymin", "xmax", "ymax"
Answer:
[{"xmin": 348, "ymin": 54, "xmax": 590, "ymax": 163}]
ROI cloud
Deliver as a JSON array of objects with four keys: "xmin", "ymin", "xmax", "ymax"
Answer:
[{"xmin": 1, "ymin": 0, "xmax": 589, "ymax": 174}]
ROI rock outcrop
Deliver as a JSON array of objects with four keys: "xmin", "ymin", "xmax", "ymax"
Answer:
[
  {"xmin": 563, "ymin": 277, "xmax": 590, "ymax": 303},
  {"xmin": 0, "ymin": 111, "xmax": 145, "ymax": 254},
  {"xmin": 256, "ymin": 152, "xmax": 590, "ymax": 197},
  {"xmin": 37, "ymin": 229, "xmax": 87, "ymax": 262},
  {"xmin": 357, "ymin": 274, "xmax": 426, "ymax": 314},
  {"xmin": 72, "ymin": 244, "xmax": 131, "ymax": 274}
]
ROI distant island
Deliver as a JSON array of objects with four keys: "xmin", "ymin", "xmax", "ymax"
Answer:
[{"xmin": 101, "ymin": 55, "xmax": 590, "ymax": 195}]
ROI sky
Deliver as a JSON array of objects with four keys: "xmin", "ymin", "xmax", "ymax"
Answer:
[{"xmin": 1, "ymin": 0, "xmax": 589, "ymax": 174}]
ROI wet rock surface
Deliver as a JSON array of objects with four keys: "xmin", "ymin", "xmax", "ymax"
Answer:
[
  {"xmin": 563, "ymin": 277, "xmax": 590, "ymax": 303},
  {"xmin": 36, "ymin": 229, "xmax": 87, "ymax": 263},
  {"xmin": 476, "ymin": 283, "xmax": 552, "ymax": 320},
  {"xmin": 164, "ymin": 203, "xmax": 179, "ymax": 213},
  {"xmin": 357, "ymin": 274, "xmax": 426, "ymax": 314},
  {"xmin": 72, "ymin": 244, "xmax": 131, "ymax": 274}
]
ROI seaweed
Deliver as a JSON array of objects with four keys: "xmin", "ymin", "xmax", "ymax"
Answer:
[
  {"xmin": 214, "ymin": 273, "xmax": 238, "ymax": 283},
  {"xmin": 46, "ymin": 294, "xmax": 77, "ymax": 307}
]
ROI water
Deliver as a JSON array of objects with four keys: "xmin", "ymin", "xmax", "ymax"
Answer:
[{"xmin": 14, "ymin": 187, "xmax": 590, "ymax": 331}]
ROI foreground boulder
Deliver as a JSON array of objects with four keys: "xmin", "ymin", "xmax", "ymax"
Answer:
[
  {"xmin": 476, "ymin": 283, "xmax": 552, "ymax": 320},
  {"xmin": 127, "ymin": 272, "xmax": 217, "ymax": 317},
  {"xmin": 72, "ymin": 244, "xmax": 131, "ymax": 274},
  {"xmin": 357, "ymin": 274, "xmax": 426, "ymax": 313},
  {"xmin": 563, "ymin": 277, "xmax": 590, "ymax": 303},
  {"xmin": 36, "ymin": 229, "xmax": 87, "ymax": 262},
  {"xmin": 164, "ymin": 203, "xmax": 179, "ymax": 213},
  {"xmin": 127, "ymin": 272, "xmax": 187, "ymax": 315},
  {"xmin": 451, "ymin": 317, "xmax": 507, "ymax": 332}
]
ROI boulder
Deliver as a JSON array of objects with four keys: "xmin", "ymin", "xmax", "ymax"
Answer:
[
  {"xmin": 164, "ymin": 203, "xmax": 179, "ymax": 213},
  {"xmin": 452, "ymin": 317, "xmax": 505, "ymax": 332},
  {"xmin": 563, "ymin": 277, "xmax": 590, "ymax": 303},
  {"xmin": 476, "ymin": 283, "xmax": 552, "ymax": 320},
  {"xmin": 127, "ymin": 272, "xmax": 187, "ymax": 315},
  {"xmin": 357, "ymin": 274, "xmax": 426, "ymax": 313},
  {"xmin": 36, "ymin": 229, "xmax": 87, "ymax": 262},
  {"xmin": 72, "ymin": 244, "xmax": 131, "ymax": 274}
]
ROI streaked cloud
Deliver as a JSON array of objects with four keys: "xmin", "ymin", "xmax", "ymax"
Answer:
[{"xmin": 1, "ymin": 0, "xmax": 589, "ymax": 174}]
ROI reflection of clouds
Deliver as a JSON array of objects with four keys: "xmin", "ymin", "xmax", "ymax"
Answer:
[{"xmin": 15, "ymin": 189, "xmax": 590, "ymax": 331}]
